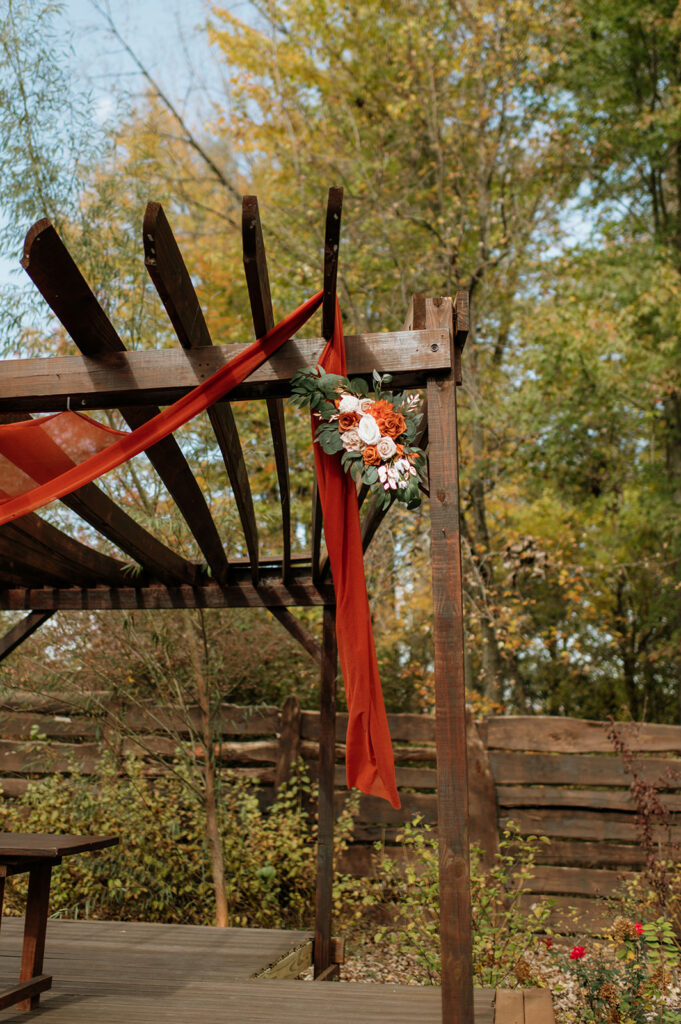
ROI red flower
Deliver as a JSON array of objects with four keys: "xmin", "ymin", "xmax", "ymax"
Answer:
[
  {"xmin": 542, "ymin": 937, "xmax": 553, "ymax": 949},
  {"xmin": 569, "ymin": 946, "xmax": 586, "ymax": 960},
  {"xmin": 634, "ymin": 922, "xmax": 643, "ymax": 936}
]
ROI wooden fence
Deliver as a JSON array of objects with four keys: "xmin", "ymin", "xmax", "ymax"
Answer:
[{"xmin": 0, "ymin": 691, "xmax": 676, "ymax": 934}]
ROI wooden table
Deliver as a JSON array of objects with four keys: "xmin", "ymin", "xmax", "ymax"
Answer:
[{"xmin": 0, "ymin": 833, "xmax": 118, "ymax": 1013}]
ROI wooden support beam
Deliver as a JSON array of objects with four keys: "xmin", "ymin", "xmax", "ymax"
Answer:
[
  {"xmin": 0, "ymin": 579, "xmax": 335, "ymax": 611},
  {"xmin": 268, "ymin": 606, "xmax": 322, "ymax": 664},
  {"xmin": 314, "ymin": 605, "xmax": 337, "ymax": 978},
  {"xmin": 21, "ymin": 218, "xmax": 230, "ymax": 585},
  {"xmin": 143, "ymin": 202, "xmax": 259, "ymax": 582},
  {"xmin": 322, "ymin": 187, "xmax": 343, "ymax": 341},
  {"xmin": 426, "ymin": 297, "xmax": 473, "ymax": 1023},
  {"xmin": 311, "ymin": 479, "xmax": 323, "ymax": 586},
  {"xmin": 0, "ymin": 329, "xmax": 451, "ymax": 413},
  {"xmin": 242, "ymin": 195, "xmax": 292, "ymax": 582},
  {"xmin": 0, "ymin": 611, "xmax": 54, "ymax": 663}
]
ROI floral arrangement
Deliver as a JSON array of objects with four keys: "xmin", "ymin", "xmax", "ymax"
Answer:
[{"xmin": 290, "ymin": 368, "xmax": 426, "ymax": 509}]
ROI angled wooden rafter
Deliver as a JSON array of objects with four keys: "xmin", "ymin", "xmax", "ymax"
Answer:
[
  {"xmin": 143, "ymin": 202, "xmax": 257, "ymax": 584},
  {"xmin": 21, "ymin": 219, "xmax": 230, "ymax": 584},
  {"xmin": 0, "ymin": 611, "xmax": 54, "ymax": 664}
]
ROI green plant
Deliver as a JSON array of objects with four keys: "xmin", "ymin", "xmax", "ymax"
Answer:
[
  {"xmin": 556, "ymin": 918, "xmax": 681, "ymax": 1024},
  {"xmin": 336, "ymin": 817, "xmax": 553, "ymax": 987},
  {"xmin": 0, "ymin": 757, "xmax": 357, "ymax": 930}
]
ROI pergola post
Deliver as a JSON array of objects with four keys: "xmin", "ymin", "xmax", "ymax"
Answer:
[
  {"xmin": 314, "ymin": 603, "xmax": 337, "ymax": 977},
  {"xmin": 427, "ymin": 299, "xmax": 473, "ymax": 1023}
]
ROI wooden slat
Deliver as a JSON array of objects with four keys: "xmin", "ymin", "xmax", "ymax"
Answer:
[
  {"xmin": 0, "ymin": 535, "xmax": 82, "ymax": 588},
  {"xmin": 242, "ymin": 195, "xmax": 292, "ymax": 582},
  {"xmin": 523, "ymin": 989, "xmax": 555, "ymax": 1024},
  {"xmin": 526, "ymin": 864, "xmax": 637, "ymax": 897},
  {"xmin": 0, "ymin": 329, "xmax": 452, "ymax": 412},
  {"xmin": 501, "ymin": 807, "xmax": 681, "ymax": 843},
  {"xmin": 143, "ymin": 202, "xmax": 260, "ymax": 582},
  {"xmin": 0, "ymin": 832, "xmax": 117, "ymax": 858},
  {"xmin": 426, "ymin": 295, "xmax": 473, "ymax": 1024},
  {"xmin": 0, "ymin": 579, "xmax": 334, "ymax": 611},
  {"xmin": 529, "ymin": 839, "xmax": 645, "ymax": 869},
  {"xmin": 22, "ymin": 218, "xmax": 230, "ymax": 585},
  {"xmin": 4, "ymin": 514, "xmax": 131, "ymax": 587},
  {"xmin": 301, "ymin": 709, "xmax": 436, "ymax": 743},
  {"xmin": 0, "ymin": 974, "xmax": 52, "ymax": 1012},
  {"xmin": 486, "ymin": 715, "xmax": 681, "ymax": 754},
  {"xmin": 63, "ymin": 481, "xmax": 200, "ymax": 586},
  {"xmin": 311, "ymin": 479, "xmax": 323, "ymax": 586},
  {"xmin": 518, "ymin": 894, "xmax": 613, "ymax": 936},
  {"xmin": 0, "ymin": 611, "xmax": 53, "ymax": 663},
  {"xmin": 494, "ymin": 989, "xmax": 524, "ymax": 1024},
  {"xmin": 322, "ymin": 187, "xmax": 343, "ymax": 341},
  {"xmin": 489, "ymin": 750, "xmax": 681, "ymax": 788},
  {"xmin": 497, "ymin": 784, "xmax": 681, "ymax": 812}
]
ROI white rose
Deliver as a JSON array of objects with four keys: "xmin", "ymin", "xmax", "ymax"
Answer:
[
  {"xmin": 358, "ymin": 397, "xmax": 374, "ymax": 414},
  {"xmin": 376, "ymin": 435, "xmax": 397, "ymax": 460},
  {"xmin": 357, "ymin": 414, "xmax": 381, "ymax": 445},
  {"xmin": 338, "ymin": 393, "xmax": 360, "ymax": 413},
  {"xmin": 341, "ymin": 427, "xmax": 362, "ymax": 452}
]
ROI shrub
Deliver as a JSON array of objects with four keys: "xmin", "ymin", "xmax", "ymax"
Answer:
[{"xmin": 0, "ymin": 758, "xmax": 356, "ymax": 929}]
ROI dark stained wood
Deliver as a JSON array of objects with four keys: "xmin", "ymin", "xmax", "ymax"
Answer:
[
  {"xmin": 21, "ymin": 218, "xmax": 230, "ymax": 586},
  {"xmin": 0, "ymin": 611, "xmax": 53, "ymax": 663},
  {"xmin": 0, "ymin": 329, "xmax": 452, "ymax": 412},
  {"xmin": 267, "ymin": 607, "xmax": 322, "ymax": 664},
  {"xmin": 453, "ymin": 289, "xmax": 469, "ymax": 385},
  {"xmin": 322, "ymin": 188, "xmax": 343, "ymax": 341},
  {"xmin": 426, "ymin": 296, "xmax": 474, "ymax": 1022},
  {"xmin": 0, "ymin": 834, "xmax": 118, "ymax": 858},
  {"xmin": 0, "ymin": 579, "xmax": 334, "ymax": 611},
  {"xmin": 530, "ymin": 839, "xmax": 646, "ymax": 869},
  {"xmin": 0, "ymin": 976, "xmax": 52, "ymax": 1012},
  {"xmin": 486, "ymin": 715, "xmax": 681, "ymax": 754},
  {"xmin": 311, "ymin": 479, "xmax": 323, "ymax": 586},
  {"xmin": 0, "ymin": 918, "xmax": 500, "ymax": 1023},
  {"xmin": 62, "ymin": 483, "xmax": 200, "ymax": 585},
  {"xmin": 143, "ymin": 202, "xmax": 260, "ymax": 582},
  {"xmin": 274, "ymin": 695, "xmax": 302, "ymax": 790},
  {"xmin": 301, "ymin": 709, "xmax": 437, "ymax": 743},
  {"xmin": 495, "ymin": 784, "xmax": 681, "ymax": 812},
  {"xmin": 500, "ymin": 807, "xmax": 681, "ymax": 843},
  {"xmin": 489, "ymin": 750, "xmax": 681, "ymax": 788},
  {"xmin": 4, "ymin": 514, "xmax": 132, "ymax": 587},
  {"xmin": 18, "ymin": 862, "xmax": 52, "ymax": 1009},
  {"xmin": 314, "ymin": 606, "xmax": 337, "ymax": 978},
  {"xmin": 526, "ymin": 864, "xmax": 637, "ymax": 898},
  {"xmin": 242, "ymin": 195, "xmax": 292, "ymax": 582}
]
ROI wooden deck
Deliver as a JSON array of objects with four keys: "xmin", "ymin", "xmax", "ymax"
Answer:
[{"xmin": 0, "ymin": 919, "xmax": 550, "ymax": 1022}]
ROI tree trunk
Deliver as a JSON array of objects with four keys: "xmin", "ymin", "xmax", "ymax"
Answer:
[{"xmin": 185, "ymin": 611, "xmax": 229, "ymax": 928}]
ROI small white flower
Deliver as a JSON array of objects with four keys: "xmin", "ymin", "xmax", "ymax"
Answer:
[
  {"xmin": 378, "ymin": 465, "xmax": 387, "ymax": 482},
  {"xmin": 357, "ymin": 414, "xmax": 381, "ymax": 445},
  {"xmin": 358, "ymin": 397, "xmax": 374, "ymax": 414},
  {"xmin": 341, "ymin": 428, "xmax": 362, "ymax": 452},
  {"xmin": 338, "ymin": 393, "xmax": 360, "ymax": 413},
  {"xmin": 376, "ymin": 435, "xmax": 397, "ymax": 460}
]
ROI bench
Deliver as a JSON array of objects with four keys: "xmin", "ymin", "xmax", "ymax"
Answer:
[{"xmin": 0, "ymin": 833, "xmax": 118, "ymax": 1011}]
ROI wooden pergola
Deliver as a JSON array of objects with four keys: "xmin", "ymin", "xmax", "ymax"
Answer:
[{"xmin": 0, "ymin": 189, "xmax": 473, "ymax": 1021}]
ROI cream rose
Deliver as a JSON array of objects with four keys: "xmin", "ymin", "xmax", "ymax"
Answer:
[
  {"xmin": 341, "ymin": 427, "xmax": 362, "ymax": 452},
  {"xmin": 357, "ymin": 414, "xmax": 381, "ymax": 445},
  {"xmin": 358, "ymin": 397, "xmax": 374, "ymax": 414},
  {"xmin": 376, "ymin": 435, "xmax": 397, "ymax": 460},
  {"xmin": 338, "ymin": 393, "xmax": 361, "ymax": 414}
]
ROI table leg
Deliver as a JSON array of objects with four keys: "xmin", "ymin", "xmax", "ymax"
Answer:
[{"xmin": 17, "ymin": 863, "xmax": 51, "ymax": 1010}]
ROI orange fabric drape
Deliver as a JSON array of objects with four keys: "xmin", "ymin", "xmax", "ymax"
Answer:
[
  {"xmin": 0, "ymin": 289, "xmax": 400, "ymax": 807},
  {"xmin": 0, "ymin": 292, "xmax": 323, "ymax": 526},
  {"xmin": 314, "ymin": 300, "xmax": 400, "ymax": 809}
]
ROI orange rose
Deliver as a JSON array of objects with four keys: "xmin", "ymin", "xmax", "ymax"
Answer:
[
  {"xmin": 338, "ymin": 411, "xmax": 360, "ymax": 432},
  {"xmin": 362, "ymin": 445, "xmax": 381, "ymax": 466},
  {"xmin": 368, "ymin": 399, "xmax": 394, "ymax": 419},
  {"xmin": 381, "ymin": 412, "xmax": 406, "ymax": 439}
]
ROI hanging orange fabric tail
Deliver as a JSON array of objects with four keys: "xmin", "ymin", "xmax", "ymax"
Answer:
[{"xmin": 313, "ymin": 300, "xmax": 400, "ymax": 809}]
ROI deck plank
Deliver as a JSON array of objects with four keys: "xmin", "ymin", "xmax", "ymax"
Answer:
[{"xmin": 0, "ymin": 920, "xmax": 499, "ymax": 1022}]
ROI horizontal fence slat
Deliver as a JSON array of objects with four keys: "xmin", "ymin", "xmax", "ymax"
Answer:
[
  {"xmin": 518, "ymin": 894, "xmax": 612, "ymax": 937},
  {"xmin": 502, "ymin": 807, "xmax": 681, "ymax": 843},
  {"xmin": 485, "ymin": 716, "xmax": 681, "ymax": 754},
  {"xmin": 301, "ymin": 711, "xmax": 436, "ymax": 744},
  {"xmin": 526, "ymin": 865, "xmax": 638, "ymax": 898},
  {"xmin": 490, "ymin": 751, "xmax": 681, "ymax": 788},
  {"xmin": 529, "ymin": 839, "xmax": 646, "ymax": 869}
]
